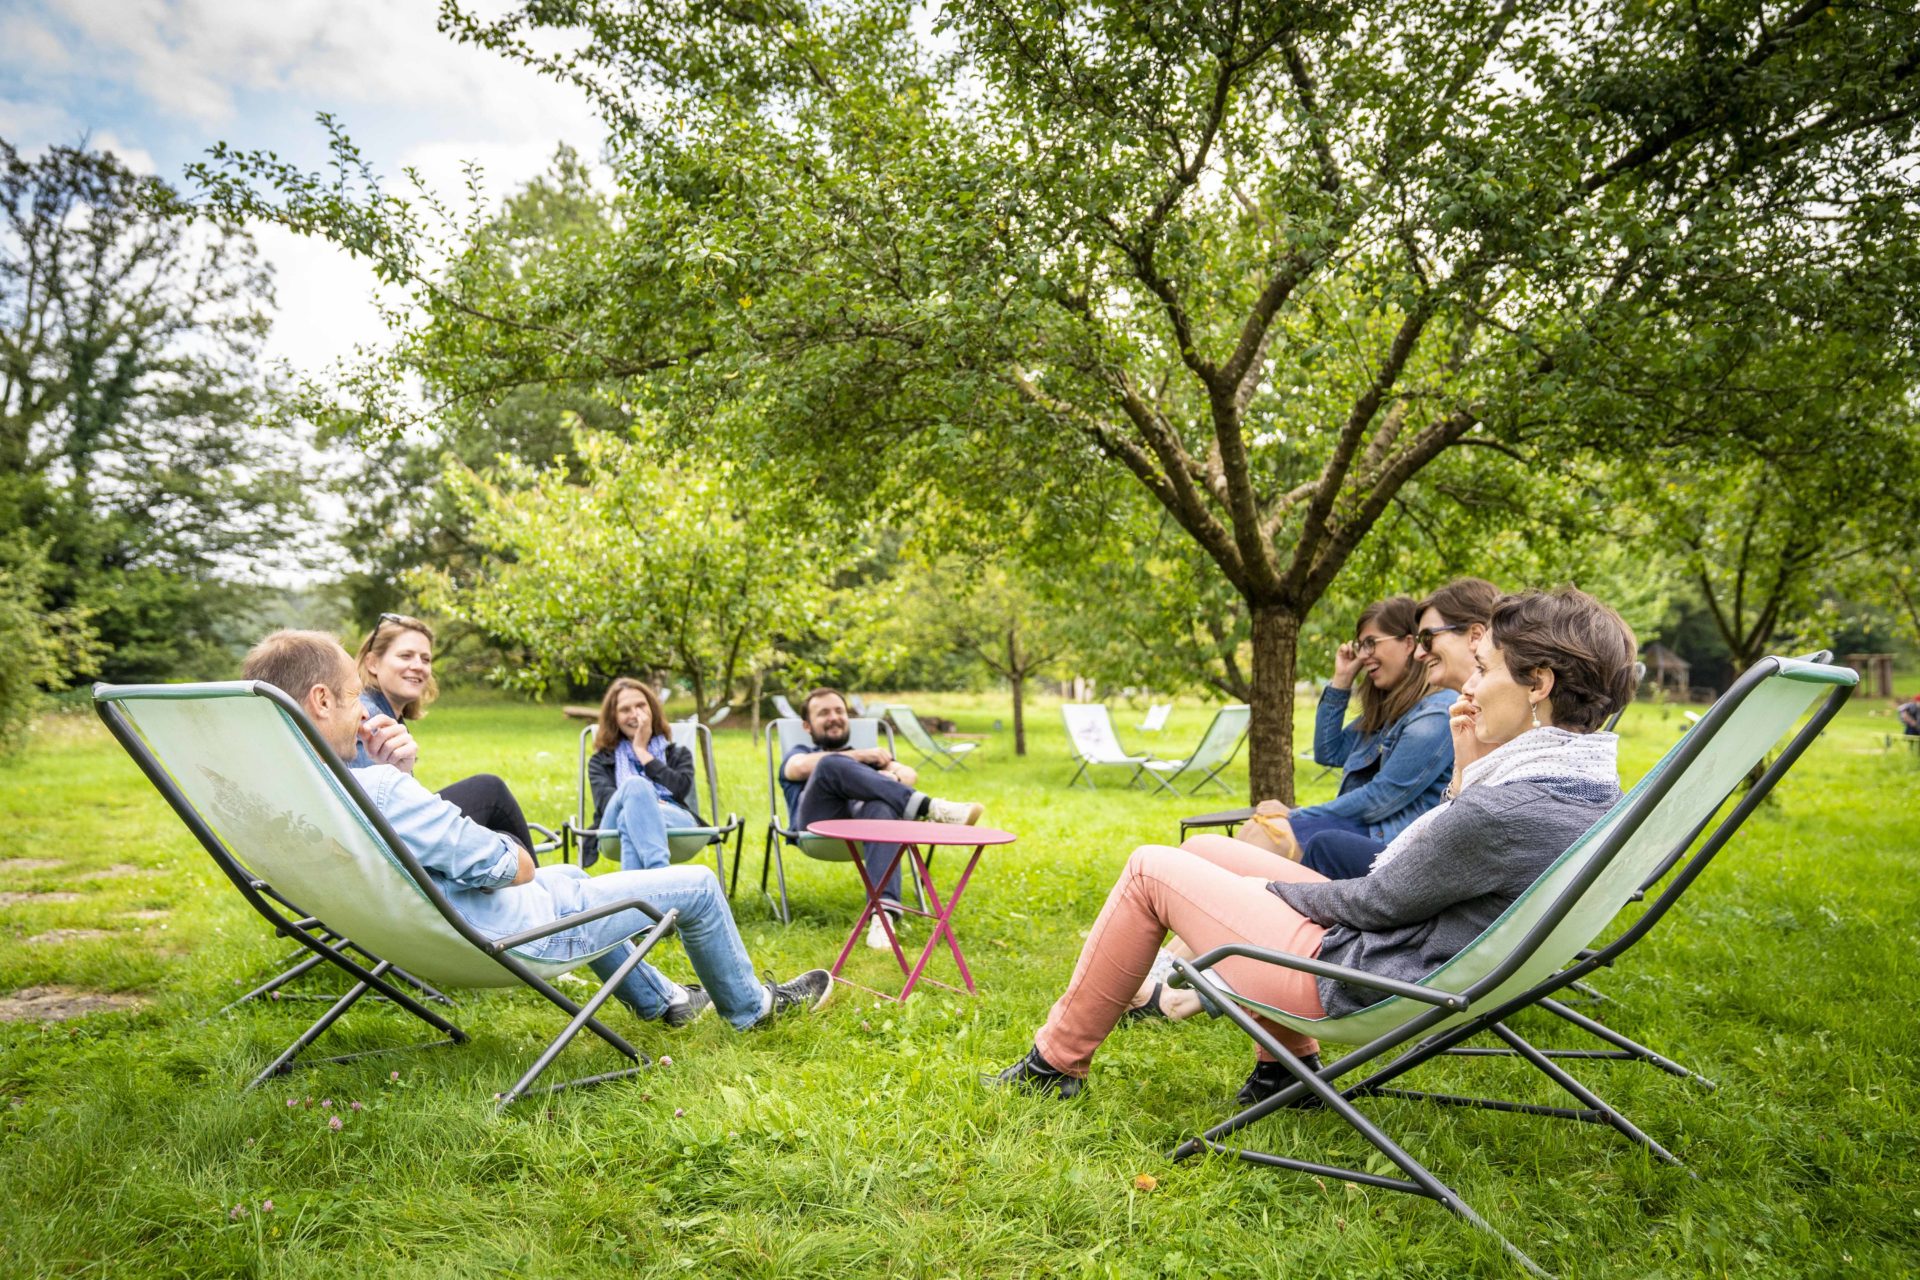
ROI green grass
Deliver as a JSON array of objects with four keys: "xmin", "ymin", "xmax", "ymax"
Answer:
[{"xmin": 1, "ymin": 692, "xmax": 1916, "ymax": 1278}]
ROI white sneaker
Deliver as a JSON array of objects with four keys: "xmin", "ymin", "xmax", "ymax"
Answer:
[
  {"xmin": 927, "ymin": 797, "xmax": 984, "ymax": 826},
  {"xmin": 866, "ymin": 913, "xmax": 901, "ymax": 951}
]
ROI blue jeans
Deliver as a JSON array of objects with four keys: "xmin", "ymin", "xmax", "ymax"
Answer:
[
  {"xmin": 793, "ymin": 753, "xmax": 918, "ymax": 906},
  {"xmin": 1301, "ymin": 829, "xmax": 1386, "ymax": 881},
  {"xmin": 519, "ymin": 864, "xmax": 768, "ymax": 1029},
  {"xmin": 602, "ymin": 777, "xmax": 702, "ymax": 872},
  {"xmin": 1283, "ymin": 810, "xmax": 1376, "ymax": 881}
]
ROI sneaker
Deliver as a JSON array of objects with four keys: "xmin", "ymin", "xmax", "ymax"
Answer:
[
  {"xmin": 662, "ymin": 984, "xmax": 711, "ymax": 1029},
  {"xmin": 752, "ymin": 968, "xmax": 833, "ymax": 1027},
  {"xmin": 927, "ymin": 797, "xmax": 984, "ymax": 826},
  {"xmin": 866, "ymin": 913, "xmax": 900, "ymax": 951},
  {"xmin": 1235, "ymin": 1053, "xmax": 1325, "ymax": 1108},
  {"xmin": 986, "ymin": 1046, "xmax": 1082, "ymax": 1099}
]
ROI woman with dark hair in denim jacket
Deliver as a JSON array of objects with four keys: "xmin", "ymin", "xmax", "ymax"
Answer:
[{"xmin": 1234, "ymin": 596, "xmax": 1456, "ymax": 876}]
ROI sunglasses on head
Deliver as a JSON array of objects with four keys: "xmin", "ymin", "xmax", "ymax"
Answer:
[
  {"xmin": 1415, "ymin": 623, "xmax": 1468, "ymax": 651},
  {"xmin": 376, "ymin": 612, "xmax": 433, "ymax": 640}
]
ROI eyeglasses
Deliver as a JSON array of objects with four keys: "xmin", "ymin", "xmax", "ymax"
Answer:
[
  {"xmin": 1414, "ymin": 623, "xmax": 1468, "ymax": 651},
  {"xmin": 1354, "ymin": 634, "xmax": 1412, "ymax": 658}
]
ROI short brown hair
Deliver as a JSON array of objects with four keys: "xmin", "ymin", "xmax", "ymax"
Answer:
[
  {"xmin": 800, "ymin": 687, "xmax": 847, "ymax": 722},
  {"xmin": 1488, "ymin": 588, "xmax": 1638, "ymax": 732},
  {"xmin": 1354, "ymin": 596, "xmax": 1429, "ymax": 736},
  {"xmin": 1418, "ymin": 577, "xmax": 1502, "ymax": 628},
  {"xmin": 355, "ymin": 613, "xmax": 438, "ymax": 721},
  {"xmin": 594, "ymin": 677, "xmax": 667, "ymax": 752},
  {"xmin": 244, "ymin": 630, "xmax": 352, "ymax": 704}
]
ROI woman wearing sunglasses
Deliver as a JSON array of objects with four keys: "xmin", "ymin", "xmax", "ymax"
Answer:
[
  {"xmin": 1231, "ymin": 596, "xmax": 1456, "ymax": 877},
  {"xmin": 350, "ymin": 612, "xmax": 538, "ymax": 855},
  {"xmin": 1285, "ymin": 578, "xmax": 1505, "ymax": 879}
]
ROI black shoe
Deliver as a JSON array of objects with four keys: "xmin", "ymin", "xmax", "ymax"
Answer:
[
  {"xmin": 1235, "ymin": 1054, "xmax": 1325, "ymax": 1108},
  {"xmin": 662, "ymin": 984, "xmax": 711, "ymax": 1029},
  {"xmin": 752, "ymin": 969, "xmax": 833, "ymax": 1027},
  {"xmin": 1122, "ymin": 981, "xmax": 1169, "ymax": 1023},
  {"xmin": 986, "ymin": 1046, "xmax": 1083, "ymax": 1099}
]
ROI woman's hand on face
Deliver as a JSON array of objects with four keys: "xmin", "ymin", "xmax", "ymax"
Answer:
[
  {"xmin": 1449, "ymin": 695, "xmax": 1492, "ymax": 770},
  {"xmin": 1331, "ymin": 642, "xmax": 1362, "ymax": 689}
]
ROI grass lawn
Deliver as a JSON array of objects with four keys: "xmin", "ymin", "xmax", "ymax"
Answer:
[{"xmin": 1, "ymin": 690, "xmax": 1917, "ymax": 1278}]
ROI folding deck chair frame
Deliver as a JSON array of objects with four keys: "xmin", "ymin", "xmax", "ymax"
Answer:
[
  {"xmin": 1140, "ymin": 704, "xmax": 1250, "ymax": 796},
  {"xmin": 753, "ymin": 715, "xmax": 903, "ymax": 924},
  {"xmin": 560, "ymin": 721, "xmax": 744, "ymax": 886},
  {"xmin": 1163, "ymin": 655, "xmax": 1857, "ymax": 1277},
  {"xmin": 95, "ymin": 681, "xmax": 684, "ymax": 1111},
  {"xmin": 885, "ymin": 704, "xmax": 977, "ymax": 771}
]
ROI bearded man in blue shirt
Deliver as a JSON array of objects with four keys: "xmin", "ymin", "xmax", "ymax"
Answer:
[{"xmin": 241, "ymin": 630, "xmax": 831, "ymax": 1031}]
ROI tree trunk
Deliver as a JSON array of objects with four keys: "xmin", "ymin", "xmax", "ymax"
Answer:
[
  {"xmin": 1248, "ymin": 601, "xmax": 1300, "ymax": 804},
  {"xmin": 1009, "ymin": 623, "xmax": 1027, "ymax": 757},
  {"xmin": 749, "ymin": 667, "xmax": 763, "ymax": 739}
]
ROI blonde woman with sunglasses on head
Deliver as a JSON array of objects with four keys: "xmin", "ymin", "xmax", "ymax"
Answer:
[{"xmin": 350, "ymin": 613, "xmax": 538, "ymax": 857}]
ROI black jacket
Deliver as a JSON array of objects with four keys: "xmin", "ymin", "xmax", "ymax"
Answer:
[{"xmin": 583, "ymin": 743, "xmax": 703, "ymax": 866}]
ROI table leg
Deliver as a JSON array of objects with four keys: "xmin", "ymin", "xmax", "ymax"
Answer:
[
  {"xmin": 899, "ymin": 844, "xmax": 984, "ymax": 1000},
  {"xmin": 828, "ymin": 839, "xmax": 912, "ymax": 980}
]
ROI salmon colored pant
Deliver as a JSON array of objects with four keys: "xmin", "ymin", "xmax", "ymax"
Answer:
[{"xmin": 1033, "ymin": 835, "xmax": 1332, "ymax": 1077}]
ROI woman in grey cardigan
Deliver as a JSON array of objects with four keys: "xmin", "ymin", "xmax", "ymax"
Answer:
[{"xmin": 992, "ymin": 587, "xmax": 1639, "ymax": 1104}]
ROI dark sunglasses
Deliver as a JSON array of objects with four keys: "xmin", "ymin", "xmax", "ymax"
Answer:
[{"xmin": 1414, "ymin": 623, "xmax": 1468, "ymax": 651}]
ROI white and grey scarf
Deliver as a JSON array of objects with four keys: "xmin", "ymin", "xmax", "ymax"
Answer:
[{"xmin": 1369, "ymin": 727, "xmax": 1619, "ymax": 872}]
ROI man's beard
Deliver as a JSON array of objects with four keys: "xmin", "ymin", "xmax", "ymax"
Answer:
[{"xmin": 814, "ymin": 727, "xmax": 851, "ymax": 751}]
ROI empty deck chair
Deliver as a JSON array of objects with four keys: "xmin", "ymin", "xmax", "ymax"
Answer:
[
  {"xmin": 1164, "ymin": 655, "xmax": 1857, "ymax": 1276},
  {"xmin": 886, "ymin": 704, "xmax": 977, "ymax": 771},
  {"xmin": 1139, "ymin": 704, "xmax": 1250, "ymax": 795},
  {"xmin": 95, "ymin": 681, "xmax": 684, "ymax": 1110},
  {"xmin": 758, "ymin": 715, "xmax": 900, "ymax": 924},
  {"xmin": 563, "ymin": 720, "xmax": 743, "ymax": 886},
  {"xmin": 1137, "ymin": 703, "xmax": 1172, "ymax": 733},
  {"xmin": 771, "ymin": 694, "xmax": 800, "ymax": 720},
  {"xmin": 1061, "ymin": 703, "xmax": 1163, "ymax": 791}
]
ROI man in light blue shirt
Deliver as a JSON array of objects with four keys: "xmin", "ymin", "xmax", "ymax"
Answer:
[{"xmin": 241, "ymin": 630, "xmax": 831, "ymax": 1030}]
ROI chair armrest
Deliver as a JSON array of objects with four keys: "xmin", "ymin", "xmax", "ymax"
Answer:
[
  {"xmin": 1172, "ymin": 943, "xmax": 1469, "ymax": 1010},
  {"xmin": 486, "ymin": 895, "xmax": 667, "ymax": 952}
]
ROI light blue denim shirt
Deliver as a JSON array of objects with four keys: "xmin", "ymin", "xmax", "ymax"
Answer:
[
  {"xmin": 349, "ymin": 687, "xmax": 399, "ymax": 769},
  {"xmin": 1292, "ymin": 685, "xmax": 1457, "ymax": 841},
  {"xmin": 351, "ymin": 763, "xmax": 549, "ymax": 941}
]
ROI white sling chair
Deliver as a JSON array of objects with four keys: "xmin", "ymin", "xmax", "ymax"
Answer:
[
  {"xmin": 885, "ymin": 704, "xmax": 978, "ymax": 771},
  {"xmin": 94, "ymin": 681, "xmax": 683, "ymax": 1111},
  {"xmin": 1061, "ymin": 703, "xmax": 1164, "ymax": 791},
  {"xmin": 1139, "ymin": 704, "xmax": 1250, "ymax": 795},
  {"xmin": 1164, "ymin": 655, "xmax": 1858, "ymax": 1277}
]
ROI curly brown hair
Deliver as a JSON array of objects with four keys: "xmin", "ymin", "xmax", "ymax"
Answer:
[{"xmin": 1488, "ymin": 588, "xmax": 1638, "ymax": 732}]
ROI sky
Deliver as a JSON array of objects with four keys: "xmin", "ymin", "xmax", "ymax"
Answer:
[{"xmin": 0, "ymin": 0, "xmax": 605, "ymax": 377}]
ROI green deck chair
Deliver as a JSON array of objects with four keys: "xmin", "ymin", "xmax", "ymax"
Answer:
[
  {"xmin": 563, "ymin": 720, "xmax": 743, "ymax": 885},
  {"xmin": 1164, "ymin": 655, "xmax": 1857, "ymax": 1277},
  {"xmin": 758, "ymin": 715, "xmax": 900, "ymax": 924},
  {"xmin": 94, "ymin": 681, "xmax": 683, "ymax": 1110},
  {"xmin": 1140, "ymin": 704, "xmax": 1250, "ymax": 795},
  {"xmin": 885, "ymin": 704, "xmax": 978, "ymax": 771}
]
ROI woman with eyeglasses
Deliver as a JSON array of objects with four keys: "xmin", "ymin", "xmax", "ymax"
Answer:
[
  {"xmin": 1231, "ymin": 596, "xmax": 1456, "ymax": 878},
  {"xmin": 351, "ymin": 613, "xmax": 537, "ymax": 855},
  {"xmin": 1278, "ymin": 578, "xmax": 1507, "ymax": 879}
]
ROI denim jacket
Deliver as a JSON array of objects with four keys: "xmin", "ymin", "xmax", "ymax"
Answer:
[{"xmin": 1292, "ymin": 685, "xmax": 1457, "ymax": 841}]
